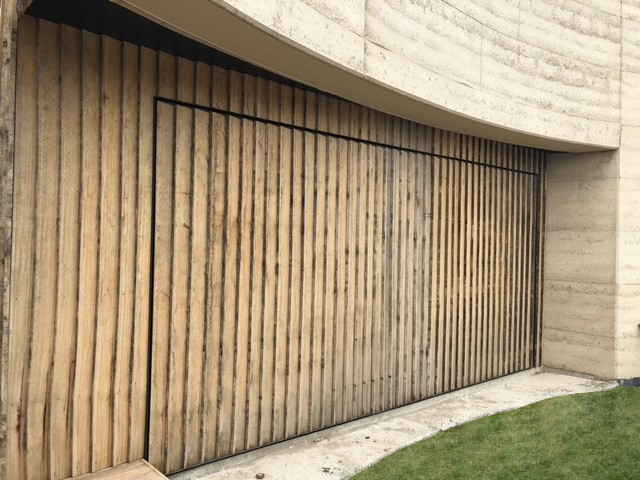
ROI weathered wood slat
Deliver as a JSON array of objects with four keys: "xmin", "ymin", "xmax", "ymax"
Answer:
[
  {"xmin": 246, "ymin": 76, "xmax": 268, "ymax": 450},
  {"xmin": 308, "ymin": 92, "xmax": 324, "ymax": 431},
  {"xmin": 26, "ymin": 19, "xmax": 61, "ymax": 480},
  {"xmin": 320, "ymin": 94, "xmax": 336, "ymax": 428},
  {"xmin": 129, "ymin": 45, "xmax": 156, "ymax": 463},
  {"xmin": 111, "ymin": 39, "xmax": 139, "ymax": 469},
  {"xmin": 234, "ymin": 73, "xmax": 256, "ymax": 453},
  {"xmin": 148, "ymin": 52, "xmax": 177, "ymax": 472},
  {"xmin": 49, "ymin": 24, "xmax": 82, "ymax": 479},
  {"xmin": 8, "ymin": 15, "xmax": 38, "ymax": 480},
  {"xmin": 182, "ymin": 61, "xmax": 210, "ymax": 468}
]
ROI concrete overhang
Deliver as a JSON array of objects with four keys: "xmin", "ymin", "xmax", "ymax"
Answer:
[{"xmin": 112, "ymin": 0, "xmax": 619, "ymax": 153}]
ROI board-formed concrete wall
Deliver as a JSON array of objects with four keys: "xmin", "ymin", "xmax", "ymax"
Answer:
[
  {"xmin": 114, "ymin": 0, "xmax": 620, "ymax": 152},
  {"xmin": 614, "ymin": 1, "xmax": 640, "ymax": 380},
  {"xmin": 543, "ymin": 1, "xmax": 640, "ymax": 381}
]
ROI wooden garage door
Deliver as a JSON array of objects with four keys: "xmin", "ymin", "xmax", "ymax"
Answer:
[
  {"xmin": 149, "ymin": 94, "xmax": 542, "ymax": 473},
  {"xmin": 149, "ymin": 91, "xmax": 436, "ymax": 473}
]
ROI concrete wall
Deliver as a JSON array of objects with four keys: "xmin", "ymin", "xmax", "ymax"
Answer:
[
  {"xmin": 543, "ymin": 150, "xmax": 619, "ymax": 379},
  {"xmin": 114, "ymin": 0, "xmax": 620, "ymax": 152},
  {"xmin": 543, "ymin": 0, "xmax": 640, "ymax": 381},
  {"xmin": 617, "ymin": 1, "xmax": 640, "ymax": 380}
]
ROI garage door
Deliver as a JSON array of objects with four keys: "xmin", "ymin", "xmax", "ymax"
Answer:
[{"xmin": 149, "ymin": 90, "xmax": 542, "ymax": 473}]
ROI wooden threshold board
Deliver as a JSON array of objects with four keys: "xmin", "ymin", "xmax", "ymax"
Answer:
[{"xmin": 63, "ymin": 460, "xmax": 168, "ymax": 480}]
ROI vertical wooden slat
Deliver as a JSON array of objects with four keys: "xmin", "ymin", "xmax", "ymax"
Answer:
[
  {"xmin": 523, "ymin": 172, "xmax": 533, "ymax": 368},
  {"xmin": 498, "ymin": 153, "xmax": 507, "ymax": 377},
  {"xmin": 395, "ymin": 133, "xmax": 408, "ymax": 406},
  {"xmin": 273, "ymin": 84, "xmax": 292, "ymax": 443},
  {"xmin": 514, "ymin": 159, "xmax": 524, "ymax": 370},
  {"xmin": 382, "ymin": 141, "xmax": 391, "ymax": 408},
  {"xmin": 218, "ymin": 69, "xmax": 239, "ymax": 456},
  {"xmin": 182, "ymin": 61, "xmax": 211, "ymax": 468},
  {"xmin": 204, "ymin": 67, "xmax": 227, "ymax": 458},
  {"xmin": 71, "ymin": 27, "xmax": 101, "ymax": 478},
  {"xmin": 49, "ymin": 23, "xmax": 81, "ymax": 480},
  {"xmin": 487, "ymin": 142, "xmax": 499, "ymax": 377},
  {"xmin": 420, "ymin": 126, "xmax": 432, "ymax": 399},
  {"xmin": 371, "ymin": 114, "xmax": 384, "ymax": 412},
  {"xmin": 511, "ymin": 164, "xmax": 520, "ymax": 373},
  {"xmin": 296, "ymin": 90, "xmax": 313, "ymax": 434},
  {"xmin": 353, "ymin": 108, "xmax": 367, "ymax": 417},
  {"xmin": 445, "ymin": 133, "xmax": 455, "ymax": 393},
  {"xmin": 479, "ymin": 140, "xmax": 488, "ymax": 381},
  {"xmin": 285, "ymin": 87, "xmax": 303, "ymax": 439},
  {"xmin": 259, "ymin": 79, "xmax": 278, "ymax": 445},
  {"xmin": 201, "ymin": 71, "xmax": 223, "ymax": 461},
  {"xmin": 363, "ymin": 123, "xmax": 375, "ymax": 414},
  {"xmin": 480, "ymin": 140, "xmax": 490, "ymax": 382},
  {"xmin": 333, "ymin": 99, "xmax": 347, "ymax": 423},
  {"xmin": 428, "ymin": 152, "xmax": 439, "ymax": 397},
  {"xmin": 386, "ymin": 145, "xmax": 397, "ymax": 407},
  {"xmin": 434, "ymin": 134, "xmax": 446, "ymax": 395},
  {"xmin": 26, "ymin": 19, "xmax": 61, "ymax": 480},
  {"xmin": 320, "ymin": 94, "xmax": 336, "ymax": 428},
  {"xmin": 112, "ymin": 39, "xmax": 139, "ymax": 468},
  {"xmin": 130, "ymin": 45, "xmax": 156, "ymax": 462},
  {"xmin": 344, "ymin": 104, "xmax": 357, "ymax": 419},
  {"xmin": 122, "ymin": 39, "xmax": 144, "ymax": 462},
  {"xmin": 465, "ymin": 144, "xmax": 474, "ymax": 386},
  {"xmin": 471, "ymin": 143, "xmax": 481, "ymax": 384},
  {"xmin": 457, "ymin": 140, "xmax": 467, "ymax": 388},
  {"xmin": 538, "ymin": 153, "xmax": 546, "ymax": 365},
  {"xmin": 271, "ymin": 84, "xmax": 289, "ymax": 438},
  {"xmin": 164, "ymin": 58, "xmax": 194, "ymax": 472},
  {"xmin": 387, "ymin": 122, "xmax": 398, "ymax": 407},
  {"xmin": 405, "ymin": 149, "xmax": 417, "ymax": 402},
  {"xmin": 8, "ymin": 15, "xmax": 38, "ymax": 480},
  {"xmin": 149, "ymin": 54, "xmax": 175, "ymax": 470},
  {"xmin": 412, "ymin": 148, "xmax": 423, "ymax": 400},
  {"xmin": 309, "ymin": 92, "xmax": 324, "ymax": 430},
  {"xmin": 0, "ymin": 5, "xmax": 20, "ymax": 477},
  {"xmin": 92, "ymin": 34, "xmax": 122, "ymax": 472},
  {"xmin": 246, "ymin": 76, "xmax": 267, "ymax": 450},
  {"xmin": 232, "ymin": 72, "xmax": 255, "ymax": 454},
  {"xmin": 504, "ymin": 148, "xmax": 513, "ymax": 375},
  {"xmin": 285, "ymin": 89, "xmax": 304, "ymax": 437}
]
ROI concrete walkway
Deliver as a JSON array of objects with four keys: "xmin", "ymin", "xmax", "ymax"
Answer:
[{"xmin": 171, "ymin": 369, "xmax": 616, "ymax": 480}]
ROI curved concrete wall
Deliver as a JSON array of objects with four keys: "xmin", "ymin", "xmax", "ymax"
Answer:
[
  {"xmin": 115, "ymin": 0, "xmax": 622, "ymax": 152},
  {"xmin": 542, "ymin": 1, "xmax": 640, "ymax": 381}
]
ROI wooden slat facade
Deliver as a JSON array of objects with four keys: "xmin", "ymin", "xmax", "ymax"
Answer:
[
  {"xmin": 7, "ymin": 16, "xmax": 546, "ymax": 480},
  {"xmin": 150, "ymin": 99, "xmax": 437, "ymax": 472}
]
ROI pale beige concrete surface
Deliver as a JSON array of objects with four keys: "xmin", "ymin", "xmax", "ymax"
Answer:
[
  {"xmin": 542, "ymin": 280, "xmax": 616, "ymax": 337},
  {"xmin": 543, "ymin": 149, "xmax": 621, "ymax": 380},
  {"xmin": 170, "ymin": 370, "xmax": 616, "ymax": 480},
  {"xmin": 544, "ymin": 229, "xmax": 617, "ymax": 283},
  {"xmin": 545, "ymin": 178, "xmax": 618, "ymax": 231},
  {"xmin": 542, "ymin": 330, "xmax": 616, "ymax": 379},
  {"xmin": 617, "ymin": 2, "xmax": 640, "ymax": 379},
  {"xmin": 113, "ymin": 0, "xmax": 620, "ymax": 151}
]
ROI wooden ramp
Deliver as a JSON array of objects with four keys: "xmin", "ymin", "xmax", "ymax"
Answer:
[{"xmin": 64, "ymin": 460, "xmax": 168, "ymax": 480}]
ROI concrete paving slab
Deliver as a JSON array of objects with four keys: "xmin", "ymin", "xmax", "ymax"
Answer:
[{"xmin": 170, "ymin": 369, "xmax": 616, "ymax": 480}]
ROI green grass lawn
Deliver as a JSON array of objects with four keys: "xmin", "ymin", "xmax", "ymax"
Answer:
[{"xmin": 351, "ymin": 387, "xmax": 640, "ymax": 480}]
